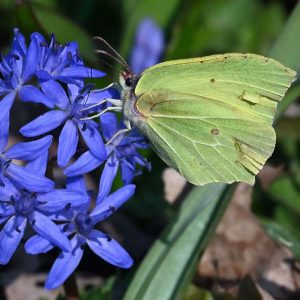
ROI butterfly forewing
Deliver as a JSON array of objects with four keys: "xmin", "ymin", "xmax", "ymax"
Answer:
[{"xmin": 132, "ymin": 54, "xmax": 296, "ymax": 185}]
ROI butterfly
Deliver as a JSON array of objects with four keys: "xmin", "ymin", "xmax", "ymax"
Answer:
[{"xmin": 91, "ymin": 49, "xmax": 297, "ymax": 186}]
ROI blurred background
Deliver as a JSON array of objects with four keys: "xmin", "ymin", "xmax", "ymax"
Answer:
[{"xmin": 0, "ymin": 0, "xmax": 300, "ymax": 299}]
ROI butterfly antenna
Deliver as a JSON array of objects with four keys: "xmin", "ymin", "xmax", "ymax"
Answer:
[
  {"xmin": 95, "ymin": 50, "xmax": 131, "ymax": 72},
  {"xmin": 93, "ymin": 36, "xmax": 131, "ymax": 71},
  {"xmin": 96, "ymin": 57, "xmax": 116, "ymax": 71}
]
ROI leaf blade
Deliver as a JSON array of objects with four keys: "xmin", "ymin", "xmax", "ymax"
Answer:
[{"xmin": 124, "ymin": 183, "xmax": 236, "ymax": 300}]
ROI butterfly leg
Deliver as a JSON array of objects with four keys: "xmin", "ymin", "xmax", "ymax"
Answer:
[
  {"xmin": 81, "ymin": 106, "xmax": 122, "ymax": 120},
  {"xmin": 105, "ymin": 120, "xmax": 132, "ymax": 145},
  {"xmin": 81, "ymin": 99, "xmax": 123, "ymax": 112},
  {"xmin": 105, "ymin": 128, "xmax": 131, "ymax": 145}
]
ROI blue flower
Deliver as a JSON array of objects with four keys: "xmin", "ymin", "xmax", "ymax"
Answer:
[
  {"xmin": 0, "ymin": 153, "xmax": 89, "ymax": 264},
  {"xmin": 0, "ymin": 29, "xmax": 46, "ymax": 106},
  {"xmin": 19, "ymin": 81, "xmax": 112, "ymax": 167},
  {"xmin": 25, "ymin": 175, "xmax": 135, "ymax": 289},
  {"xmin": 33, "ymin": 32, "xmax": 105, "ymax": 84},
  {"xmin": 130, "ymin": 18, "xmax": 164, "ymax": 73},
  {"xmin": 0, "ymin": 97, "xmax": 54, "ymax": 192},
  {"xmin": 0, "ymin": 29, "xmax": 105, "ymax": 109},
  {"xmin": 64, "ymin": 113, "xmax": 151, "ymax": 185}
]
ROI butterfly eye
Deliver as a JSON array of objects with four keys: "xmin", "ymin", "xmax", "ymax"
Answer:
[{"xmin": 125, "ymin": 77, "xmax": 133, "ymax": 87}]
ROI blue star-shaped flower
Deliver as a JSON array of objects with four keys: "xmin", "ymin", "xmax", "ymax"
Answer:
[
  {"xmin": 19, "ymin": 81, "xmax": 114, "ymax": 167},
  {"xmin": 0, "ymin": 152, "xmax": 89, "ymax": 264},
  {"xmin": 0, "ymin": 29, "xmax": 45, "ymax": 106},
  {"xmin": 0, "ymin": 96, "xmax": 54, "ymax": 192},
  {"xmin": 25, "ymin": 175, "xmax": 135, "ymax": 289},
  {"xmin": 33, "ymin": 31, "xmax": 105, "ymax": 84},
  {"xmin": 0, "ymin": 29, "xmax": 105, "ymax": 109}
]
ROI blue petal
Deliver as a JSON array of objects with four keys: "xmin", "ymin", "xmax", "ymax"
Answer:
[
  {"xmin": 100, "ymin": 112, "xmax": 118, "ymax": 141},
  {"xmin": 37, "ymin": 189, "xmax": 89, "ymax": 212},
  {"xmin": 0, "ymin": 92, "xmax": 15, "ymax": 152},
  {"xmin": 35, "ymin": 70, "xmax": 51, "ymax": 81},
  {"xmin": 57, "ymin": 120, "xmax": 78, "ymax": 167},
  {"xmin": 130, "ymin": 46, "xmax": 147, "ymax": 74},
  {"xmin": 5, "ymin": 135, "xmax": 52, "ymax": 160},
  {"xmin": 0, "ymin": 91, "xmax": 15, "ymax": 120},
  {"xmin": 52, "ymin": 75, "xmax": 84, "ymax": 85},
  {"xmin": 0, "ymin": 116, "xmax": 9, "ymax": 153},
  {"xmin": 97, "ymin": 156, "xmax": 119, "ymax": 203},
  {"xmin": 6, "ymin": 164, "xmax": 54, "ymax": 192},
  {"xmin": 24, "ymin": 152, "xmax": 48, "ymax": 176},
  {"xmin": 67, "ymin": 82, "xmax": 83, "ymax": 100},
  {"xmin": 45, "ymin": 237, "xmax": 83, "ymax": 290},
  {"xmin": 39, "ymin": 79, "xmax": 69, "ymax": 109},
  {"xmin": 30, "ymin": 31, "xmax": 45, "ymax": 46},
  {"xmin": 130, "ymin": 18, "xmax": 164, "ymax": 73},
  {"xmin": 134, "ymin": 152, "xmax": 151, "ymax": 170},
  {"xmin": 64, "ymin": 151, "xmax": 102, "ymax": 177},
  {"xmin": 79, "ymin": 122, "xmax": 107, "ymax": 160},
  {"xmin": 87, "ymin": 230, "xmax": 133, "ymax": 268},
  {"xmin": 25, "ymin": 235, "xmax": 54, "ymax": 254},
  {"xmin": 120, "ymin": 161, "xmax": 135, "ymax": 184},
  {"xmin": 20, "ymin": 110, "xmax": 67, "ymax": 137},
  {"xmin": 136, "ymin": 18, "xmax": 162, "ymax": 45},
  {"xmin": 64, "ymin": 41, "xmax": 80, "ymax": 58},
  {"xmin": 0, "ymin": 216, "xmax": 26, "ymax": 264},
  {"xmin": 60, "ymin": 66, "xmax": 105, "ymax": 78},
  {"xmin": 92, "ymin": 184, "xmax": 135, "ymax": 222},
  {"xmin": 18, "ymin": 85, "xmax": 54, "ymax": 108},
  {"xmin": 30, "ymin": 211, "xmax": 71, "ymax": 252},
  {"xmin": 66, "ymin": 176, "xmax": 87, "ymax": 193},
  {"xmin": 0, "ymin": 216, "xmax": 10, "ymax": 225},
  {"xmin": 12, "ymin": 29, "xmax": 26, "ymax": 56},
  {"xmin": 0, "ymin": 208, "xmax": 13, "ymax": 223},
  {"xmin": 0, "ymin": 178, "xmax": 19, "ymax": 197},
  {"xmin": 21, "ymin": 35, "xmax": 39, "ymax": 83},
  {"xmin": 9, "ymin": 52, "xmax": 22, "ymax": 82}
]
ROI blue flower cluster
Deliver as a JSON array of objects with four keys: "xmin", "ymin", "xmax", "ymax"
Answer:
[
  {"xmin": 130, "ymin": 18, "xmax": 164, "ymax": 73},
  {"xmin": 0, "ymin": 19, "xmax": 163, "ymax": 290}
]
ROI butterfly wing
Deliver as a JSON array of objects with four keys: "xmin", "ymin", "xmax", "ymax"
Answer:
[{"xmin": 132, "ymin": 53, "xmax": 296, "ymax": 185}]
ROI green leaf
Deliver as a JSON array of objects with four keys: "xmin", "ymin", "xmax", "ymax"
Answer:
[
  {"xmin": 267, "ymin": 169, "xmax": 300, "ymax": 214},
  {"xmin": 124, "ymin": 183, "xmax": 236, "ymax": 300},
  {"xmin": 167, "ymin": 0, "xmax": 285, "ymax": 59},
  {"xmin": 183, "ymin": 284, "xmax": 213, "ymax": 300},
  {"xmin": 268, "ymin": 2, "xmax": 300, "ymax": 120},
  {"xmin": 119, "ymin": 0, "xmax": 182, "ymax": 57},
  {"xmin": 31, "ymin": 3, "xmax": 96, "ymax": 62},
  {"xmin": 275, "ymin": 85, "xmax": 300, "ymax": 122},
  {"xmin": 276, "ymin": 117, "xmax": 300, "ymax": 139},
  {"xmin": 269, "ymin": 2, "xmax": 300, "ymax": 70},
  {"xmin": 264, "ymin": 221, "xmax": 300, "ymax": 259},
  {"xmin": 32, "ymin": 0, "xmax": 57, "ymax": 9},
  {"xmin": 15, "ymin": 2, "xmax": 39, "ymax": 36},
  {"xmin": 80, "ymin": 277, "xmax": 115, "ymax": 300}
]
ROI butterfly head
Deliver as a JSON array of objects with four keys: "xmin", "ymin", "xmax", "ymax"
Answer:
[
  {"xmin": 119, "ymin": 70, "xmax": 142, "ymax": 125},
  {"xmin": 119, "ymin": 70, "xmax": 140, "ymax": 94}
]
